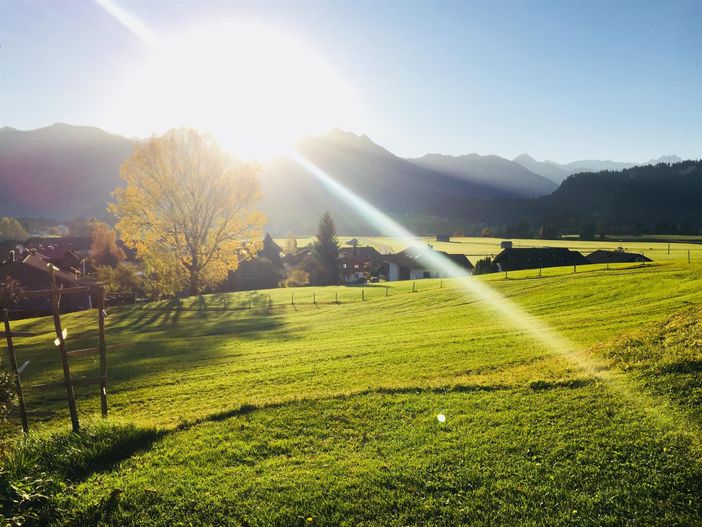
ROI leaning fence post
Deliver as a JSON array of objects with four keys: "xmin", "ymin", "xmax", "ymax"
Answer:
[
  {"xmin": 97, "ymin": 287, "xmax": 108, "ymax": 418},
  {"xmin": 385, "ymin": 287, "xmax": 389, "ymax": 297},
  {"xmin": 49, "ymin": 266, "xmax": 80, "ymax": 433},
  {"xmin": 2, "ymin": 308, "xmax": 28, "ymax": 434}
]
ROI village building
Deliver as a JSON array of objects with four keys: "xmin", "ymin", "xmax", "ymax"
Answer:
[
  {"xmin": 0, "ymin": 248, "xmax": 95, "ymax": 318},
  {"xmin": 338, "ymin": 245, "xmax": 382, "ymax": 283},
  {"xmin": 586, "ymin": 249, "xmax": 652, "ymax": 264},
  {"xmin": 383, "ymin": 247, "xmax": 474, "ymax": 281},
  {"xmin": 492, "ymin": 247, "xmax": 589, "ymax": 272}
]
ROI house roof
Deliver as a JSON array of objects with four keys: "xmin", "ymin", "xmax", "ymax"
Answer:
[
  {"xmin": 492, "ymin": 247, "xmax": 589, "ymax": 271},
  {"xmin": 22, "ymin": 253, "xmax": 81, "ymax": 284},
  {"xmin": 383, "ymin": 247, "xmax": 474, "ymax": 271},
  {"xmin": 586, "ymin": 249, "xmax": 652, "ymax": 264},
  {"xmin": 338, "ymin": 245, "xmax": 382, "ymax": 259},
  {"xmin": 25, "ymin": 236, "xmax": 93, "ymax": 252}
]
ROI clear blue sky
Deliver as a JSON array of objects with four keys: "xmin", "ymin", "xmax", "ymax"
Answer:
[{"xmin": 1, "ymin": 0, "xmax": 700, "ymax": 162}]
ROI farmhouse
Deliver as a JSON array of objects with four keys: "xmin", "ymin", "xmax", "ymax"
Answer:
[
  {"xmin": 383, "ymin": 247, "xmax": 474, "ymax": 281},
  {"xmin": 586, "ymin": 249, "xmax": 652, "ymax": 264},
  {"xmin": 338, "ymin": 245, "xmax": 382, "ymax": 283},
  {"xmin": 0, "ymin": 250, "xmax": 94, "ymax": 318},
  {"xmin": 492, "ymin": 247, "xmax": 589, "ymax": 272}
]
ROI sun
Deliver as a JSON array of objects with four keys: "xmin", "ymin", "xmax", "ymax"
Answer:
[{"xmin": 106, "ymin": 22, "xmax": 363, "ymax": 160}]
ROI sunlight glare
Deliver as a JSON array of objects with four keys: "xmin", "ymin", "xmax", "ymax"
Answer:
[{"xmin": 101, "ymin": 13, "xmax": 363, "ymax": 159}]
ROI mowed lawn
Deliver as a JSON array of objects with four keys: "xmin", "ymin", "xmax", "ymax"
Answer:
[{"xmin": 2, "ymin": 258, "xmax": 702, "ymax": 525}]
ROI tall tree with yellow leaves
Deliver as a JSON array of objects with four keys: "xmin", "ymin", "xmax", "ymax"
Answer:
[{"xmin": 110, "ymin": 129, "xmax": 264, "ymax": 295}]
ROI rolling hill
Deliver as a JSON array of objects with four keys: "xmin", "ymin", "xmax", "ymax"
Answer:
[{"xmin": 2, "ymin": 244, "xmax": 701, "ymax": 525}]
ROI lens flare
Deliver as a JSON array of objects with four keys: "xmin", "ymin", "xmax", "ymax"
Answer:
[{"xmin": 289, "ymin": 151, "xmax": 597, "ymax": 372}]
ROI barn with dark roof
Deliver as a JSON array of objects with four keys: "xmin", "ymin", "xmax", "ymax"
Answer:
[
  {"xmin": 492, "ymin": 247, "xmax": 589, "ymax": 272},
  {"xmin": 586, "ymin": 249, "xmax": 652, "ymax": 264}
]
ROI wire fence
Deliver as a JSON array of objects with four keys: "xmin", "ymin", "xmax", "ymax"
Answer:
[{"xmin": 109, "ymin": 260, "xmax": 676, "ymax": 317}]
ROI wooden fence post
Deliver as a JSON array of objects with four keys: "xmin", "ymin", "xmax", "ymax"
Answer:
[
  {"xmin": 412, "ymin": 281, "xmax": 416, "ymax": 293},
  {"xmin": 440, "ymin": 279, "xmax": 443, "ymax": 289},
  {"xmin": 313, "ymin": 292, "xmax": 316, "ymax": 304},
  {"xmin": 385, "ymin": 287, "xmax": 389, "ymax": 297},
  {"xmin": 248, "ymin": 296, "xmax": 252, "ymax": 310},
  {"xmin": 2, "ymin": 309, "xmax": 28, "ymax": 434},
  {"xmin": 97, "ymin": 287, "xmax": 108, "ymax": 418},
  {"xmin": 50, "ymin": 267, "xmax": 79, "ymax": 433},
  {"xmin": 362, "ymin": 289, "xmax": 365, "ymax": 301},
  {"xmin": 335, "ymin": 291, "xmax": 338, "ymax": 304},
  {"xmin": 689, "ymin": 250, "xmax": 691, "ymax": 263},
  {"xmin": 269, "ymin": 295, "xmax": 272, "ymax": 309},
  {"xmin": 291, "ymin": 292, "xmax": 294, "ymax": 306}
]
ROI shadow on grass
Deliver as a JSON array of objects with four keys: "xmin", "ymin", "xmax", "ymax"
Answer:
[
  {"xmin": 660, "ymin": 360, "xmax": 702, "ymax": 375},
  {"xmin": 3, "ymin": 422, "xmax": 164, "ymax": 484},
  {"xmin": 109, "ymin": 292, "xmax": 287, "ymax": 341}
]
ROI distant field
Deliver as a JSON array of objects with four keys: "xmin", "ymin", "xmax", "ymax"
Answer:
[
  {"xmin": 284, "ymin": 235, "xmax": 702, "ymax": 265},
  {"xmin": 2, "ymin": 257, "xmax": 702, "ymax": 525}
]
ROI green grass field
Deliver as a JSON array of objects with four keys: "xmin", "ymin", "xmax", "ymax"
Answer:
[
  {"xmin": 1, "ymin": 238, "xmax": 702, "ymax": 525},
  {"xmin": 286, "ymin": 235, "xmax": 702, "ymax": 265}
]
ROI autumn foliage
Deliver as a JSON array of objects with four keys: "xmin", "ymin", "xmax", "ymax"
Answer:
[{"xmin": 110, "ymin": 129, "xmax": 264, "ymax": 295}]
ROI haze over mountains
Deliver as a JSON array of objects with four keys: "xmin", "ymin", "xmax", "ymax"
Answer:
[
  {"xmin": 513, "ymin": 153, "xmax": 683, "ymax": 183},
  {"xmin": 0, "ymin": 123, "xmax": 691, "ymax": 233}
]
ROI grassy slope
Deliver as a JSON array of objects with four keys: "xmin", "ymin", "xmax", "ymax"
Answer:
[
  {"xmin": 2, "ymin": 254, "xmax": 702, "ymax": 525},
  {"xmin": 287, "ymin": 235, "xmax": 702, "ymax": 263}
]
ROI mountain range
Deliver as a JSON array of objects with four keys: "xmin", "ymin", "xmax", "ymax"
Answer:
[
  {"xmin": 0, "ymin": 123, "xmax": 690, "ymax": 233},
  {"xmin": 512, "ymin": 153, "xmax": 683, "ymax": 183}
]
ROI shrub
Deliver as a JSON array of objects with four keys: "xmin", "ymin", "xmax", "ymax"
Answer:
[{"xmin": 283, "ymin": 269, "xmax": 311, "ymax": 287}]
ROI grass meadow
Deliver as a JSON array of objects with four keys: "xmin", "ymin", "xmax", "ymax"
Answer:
[{"xmin": 1, "ymin": 237, "xmax": 702, "ymax": 525}]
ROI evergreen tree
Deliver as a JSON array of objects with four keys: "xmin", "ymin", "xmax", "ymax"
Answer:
[
  {"xmin": 261, "ymin": 232, "xmax": 282, "ymax": 268},
  {"xmin": 312, "ymin": 212, "xmax": 340, "ymax": 285}
]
